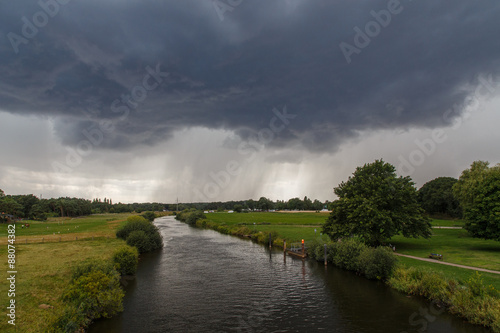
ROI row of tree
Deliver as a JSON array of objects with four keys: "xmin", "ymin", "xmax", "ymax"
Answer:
[
  {"xmin": 177, "ymin": 196, "xmax": 328, "ymax": 212},
  {"xmin": 0, "ymin": 191, "xmax": 165, "ymax": 221},
  {"xmin": 323, "ymin": 160, "xmax": 499, "ymax": 245}
]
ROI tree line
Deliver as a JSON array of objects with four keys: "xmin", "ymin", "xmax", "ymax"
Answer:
[
  {"xmin": 323, "ymin": 159, "xmax": 500, "ymax": 244},
  {"xmin": 1, "ymin": 159, "xmax": 498, "ymax": 242}
]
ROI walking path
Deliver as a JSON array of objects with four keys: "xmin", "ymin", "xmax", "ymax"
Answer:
[
  {"xmin": 394, "ymin": 253, "xmax": 500, "ymax": 275},
  {"xmin": 432, "ymin": 226, "xmax": 463, "ymax": 229}
]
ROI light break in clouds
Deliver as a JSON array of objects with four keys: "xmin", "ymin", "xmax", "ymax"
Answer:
[{"xmin": 1, "ymin": 0, "xmax": 500, "ymax": 203}]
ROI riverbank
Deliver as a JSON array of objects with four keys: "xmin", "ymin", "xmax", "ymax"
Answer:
[
  {"xmin": 0, "ymin": 214, "xmax": 136, "ymax": 332},
  {"xmin": 180, "ymin": 210, "xmax": 500, "ymax": 332}
]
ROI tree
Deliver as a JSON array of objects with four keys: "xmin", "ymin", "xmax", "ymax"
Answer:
[
  {"xmin": 257, "ymin": 197, "xmax": 274, "ymax": 211},
  {"xmin": 233, "ymin": 204, "xmax": 243, "ymax": 213},
  {"xmin": 322, "ymin": 160, "xmax": 431, "ymax": 246},
  {"xmin": 418, "ymin": 177, "xmax": 461, "ymax": 217},
  {"xmin": 453, "ymin": 161, "xmax": 500, "ymax": 241},
  {"xmin": 0, "ymin": 197, "xmax": 24, "ymax": 217}
]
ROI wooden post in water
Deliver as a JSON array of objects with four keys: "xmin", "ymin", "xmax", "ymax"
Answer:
[
  {"xmin": 269, "ymin": 233, "xmax": 272, "ymax": 249},
  {"xmin": 324, "ymin": 244, "xmax": 327, "ymax": 266},
  {"xmin": 301, "ymin": 239, "xmax": 305, "ymax": 257},
  {"xmin": 283, "ymin": 241, "xmax": 286, "ymax": 253}
]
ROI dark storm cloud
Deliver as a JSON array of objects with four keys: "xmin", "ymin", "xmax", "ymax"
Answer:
[{"xmin": 1, "ymin": 0, "xmax": 500, "ymax": 152}]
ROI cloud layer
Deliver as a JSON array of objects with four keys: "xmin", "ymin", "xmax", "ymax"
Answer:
[{"xmin": 2, "ymin": 0, "xmax": 500, "ymax": 155}]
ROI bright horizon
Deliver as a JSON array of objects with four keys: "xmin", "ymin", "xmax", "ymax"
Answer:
[{"xmin": 1, "ymin": 1, "xmax": 500, "ymax": 204}]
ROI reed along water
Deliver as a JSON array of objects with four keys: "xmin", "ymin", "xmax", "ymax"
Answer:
[{"xmin": 89, "ymin": 216, "xmax": 490, "ymax": 333}]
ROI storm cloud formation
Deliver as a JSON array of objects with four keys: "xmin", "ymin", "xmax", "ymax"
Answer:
[{"xmin": 1, "ymin": 0, "xmax": 500, "ymax": 154}]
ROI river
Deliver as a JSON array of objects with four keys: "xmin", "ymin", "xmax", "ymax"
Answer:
[{"xmin": 89, "ymin": 216, "xmax": 490, "ymax": 333}]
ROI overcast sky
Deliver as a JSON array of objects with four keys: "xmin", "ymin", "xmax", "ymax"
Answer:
[{"xmin": 1, "ymin": 0, "xmax": 499, "ymax": 204}]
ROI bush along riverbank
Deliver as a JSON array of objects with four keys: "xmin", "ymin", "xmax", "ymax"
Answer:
[
  {"xmin": 308, "ymin": 239, "xmax": 500, "ymax": 332},
  {"xmin": 177, "ymin": 210, "xmax": 500, "ymax": 332},
  {"xmin": 175, "ymin": 209, "xmax": 287, "ymax": 247},
  {"xmin": 50, "ymin": 215, "xmax": 163, "ymax": 332}
]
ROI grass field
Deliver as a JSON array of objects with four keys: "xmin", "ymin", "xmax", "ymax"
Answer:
[
  {"xmin": 429, "ymin": 218, "xmax": 465, "ymax": 227},
  {"xmin": 390, "ymin": 228, "xmax": 500, "ymax": 271},
  {"xmin": 0, "ymin": 213, "xmax": 132, "ymax": 244},
  {"xmin": 0, "ymin": 238, "xmax": 126, "ymax": 333},
  {"xmin": 205, "ymin": 211, "xmax": 328, "ymax": 226},
  {"xmin": 0, "ymin": 214, "xmax": 132, "ymax": 332},
  {"xmin": 204, "ymin": 212, "xmax": 500, "ymax": 286},
  {"xmin": 397, "ymin": 256, "xmax": 500, "ymax": 290}
]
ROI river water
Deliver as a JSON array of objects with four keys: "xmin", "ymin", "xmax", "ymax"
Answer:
[{"xmin": 89, "ymin": 216, "xmax": 490, "ymax": 333}]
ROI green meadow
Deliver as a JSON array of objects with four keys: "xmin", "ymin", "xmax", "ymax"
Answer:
[
  {"xmin": 0, "ymin": 214, "xmax": 135, "ymax": 332},
  {"xmin": 0, "ymin": 214, "xmax": 132, "ymax": 244},
  {"xmin": 204, "ymin": 211, "xmax": 500, "ymax": 288}
]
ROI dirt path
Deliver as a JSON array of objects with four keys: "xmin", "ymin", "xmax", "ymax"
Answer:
[{"xmin": 394, "ymin": 253, "xmax": 500, "ymax": 275}]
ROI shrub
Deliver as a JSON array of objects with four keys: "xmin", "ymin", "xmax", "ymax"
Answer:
[
  {"xmin": 113, "ymin": 246, "xmax": 139, "ymax": 276},
  {"xmin": 116, "ymin": 216, "xmax": 163, "ymax": 253},
  {"xmin": 62, "ymin": 270, "xmax": 124, "ymax": 320},
  {"xmin": 358, "ymin": 246, "xmax": 397, "ymax": 280},
  {"xmin": 142, "ymin": 211, "xmax": 157, "ymax": 222},
  {"xmin": 71, "ymin": 258, "xmax": 116, "ymax": 282},
  {"xmin": 51, "ymin": 303, "xmax": 89, "ymax": 333},
  {"xmin": 53, "ymin": 259, "xmax": 125, "ymax": 332},
  {"xmin": 186, "ymin": 210, "xmax": 206, "ymax": 225},
  {"xmin": 126, "ymin": 230, "xmax": 152, "ymax": 253},
  {"xmin": 333, "ymin": 238, "xmax": 367, "ymax": 271}
]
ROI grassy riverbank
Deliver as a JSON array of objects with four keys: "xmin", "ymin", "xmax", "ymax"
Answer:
[
  {"xmin": 195, "ymin": 211, "xmax": 500, "ymax": 331},
  {"xmin": 0, "ymin": 214, "xmax": 135, "ymax": 332},
  {"xmin": 204, "ymin": 211, "xmax": 500, "ymax": 288}
]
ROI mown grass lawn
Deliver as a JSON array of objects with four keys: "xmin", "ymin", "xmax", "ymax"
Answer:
[
  {"xmin": 206, "ymin": 212, "xmax": 500, "ymax": 273},
  {"xmin": 429, "ymin": 218, "xmax": 465, "ymax": 227},
  {"xmin": 206, "ymin": 212, "xmax": 330, "ymax": 243},
  {"xmin": 205, "ymin": 211, "xmax": 329, "ymax": 226},
  {"xmin": 390, "ymin": 228, "xmax": 500, "ymax": 271},
  {"xmin": 396, "ymin": 256, "xmax": 500, "ymax": 291}
]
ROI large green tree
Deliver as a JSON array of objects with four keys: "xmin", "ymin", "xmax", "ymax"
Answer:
[
  {"xmin": 418, "ymin": 177, "xmax": 461, "ymax": 217},
  {"xmin": 323, "ymin": 160, "xmax": 431, "ymax": 246},
  {"xmin": 453, "ymin": 161, "xmax": 500, "ymax": 241}
]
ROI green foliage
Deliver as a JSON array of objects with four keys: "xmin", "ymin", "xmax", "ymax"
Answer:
[
  {"xmin": 453, "ymin": 161, "xmax": 500, "ymax": 241},
  {"xmin": 113, "ymin": 246, "xmax": 139, "ymax": 275},
  {"xmin": 126, "ymin": 230, "xmax": 153, "ymax": 253},
  {"xmin": 63, "ymin": 270, "xmax": 124, "ymax": 319},
  {"xmin": 176, "ymin": 209, "xmax": 206, "ymax": 225},
  {"xmin": 358, "ymin": 246, "xmax": 397, "ymax": 280},
  {"xmin": 389, "ymin": 266, "xmax": 500, "ymax": 332},
  {"xmin": 418, "ymin": 177, "xmax": 461, "ymax": 217},
  {"xmin": 323, "ymin": 159, "xmax": 431, "ymax": 246},
  {"xmin": 308, "ymin": 239, "xmax": 397, "ymax": 280},
  {"xmin": 71, "ymin": 258, "xmax": 117, "ymax": 282},
  {"xmin": 54, "ymin": 258, "xmax": 125, "ymax": 332},
  {"xmin": 116, "ymin": 215, "xmax": 163, "ymax": 253},
  {"xmin": 51, "ymin": 303, "xmax": 89, "ymax": 333},
  {"xmin": 141, "ymin": 211, "xmax": 157, "ymax": 222},
  {"xmin": 333, "ymin": 238, "xmax": 367, "ymax": 271}
]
